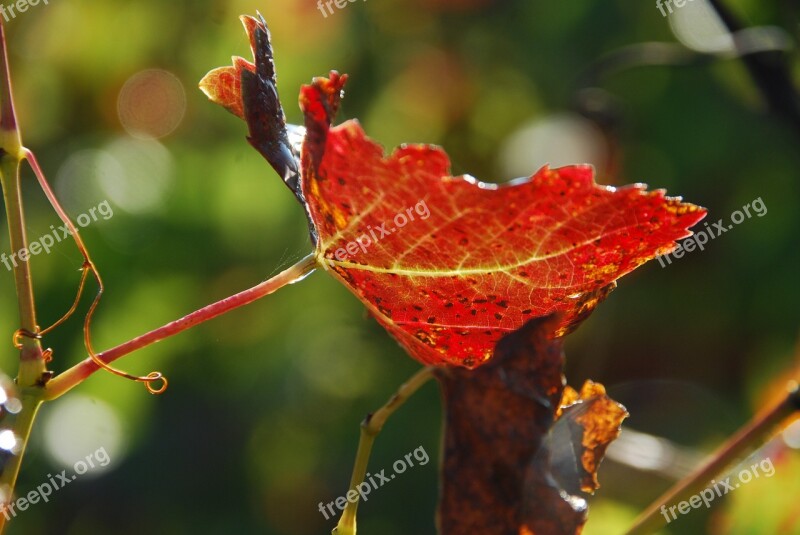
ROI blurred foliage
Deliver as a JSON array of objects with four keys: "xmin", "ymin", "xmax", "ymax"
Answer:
[{"xmin": 0, "ymin": 0, "xmax": 798, "ymax": 533}]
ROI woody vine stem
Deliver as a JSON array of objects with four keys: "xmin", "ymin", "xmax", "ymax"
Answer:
[
  {"xmin": 0, "ymin": 20, "xmax": 47, "ymax": 535},
  {"xmin": 0, "ymin": 19, "xmax": 316, "ymax": 533}
]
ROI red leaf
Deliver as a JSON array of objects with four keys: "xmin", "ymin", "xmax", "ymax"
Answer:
[
  {"xmin": 198, "ymin": 54, "xmax": 254, "ymax": 121},
  {"xmin": 198, "ymin": 15, "xmax": 263, "ymax": 119},
  {"xmin": 200, "ymin": 19, "xmax": 707, "ymax": 370},
  {"xmin": 299, "ymin": 74, "xmax": 706, "ymax": 368}
]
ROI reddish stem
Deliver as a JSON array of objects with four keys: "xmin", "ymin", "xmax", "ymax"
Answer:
[{"xmin": 44, "ymin": 253, "xmax": 317, "ymax": 400}]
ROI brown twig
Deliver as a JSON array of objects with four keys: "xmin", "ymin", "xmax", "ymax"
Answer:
[{"xmin": 626, "ymin": 382, "xmax": 800, "ymax": 534}]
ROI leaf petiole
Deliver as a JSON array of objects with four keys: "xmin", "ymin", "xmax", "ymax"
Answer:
[
  {"xmin": 44, "ymin": 253, "xmax": 318, "ymax": 400},
  {"xmin": 334, "ymin": 366, "xmax": 435, "ymax": 535}
]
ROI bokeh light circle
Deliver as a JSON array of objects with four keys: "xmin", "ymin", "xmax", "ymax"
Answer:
[
  {"xmin": 500, "ymin": 113, "xmax": 606, "ymax": 180},
  {"xmin": 42, "ymin": 395, "xmax": 124, "ymax": 476},
  {"xmin": 117, "ymin": 69, "xmax": 186, "ymax": 139}
]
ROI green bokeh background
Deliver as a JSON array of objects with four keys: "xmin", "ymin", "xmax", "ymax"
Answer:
[{"xmin": 0, "ymin": 0, "xmax": 798, "ymax": 533}]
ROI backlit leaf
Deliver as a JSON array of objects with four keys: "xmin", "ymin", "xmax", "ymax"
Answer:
[
  {"xmin": 299, "ymin": 74, "xmax": 705, "ymax": 368},
  {"xmin": 201, "ymin": 18, "xmax": 707, "ymax": 370}
]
